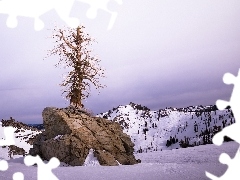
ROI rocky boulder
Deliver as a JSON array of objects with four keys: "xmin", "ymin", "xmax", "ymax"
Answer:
[{"xmin": 29, "ymin": 107, "xmax": 139, "ymax": 166}]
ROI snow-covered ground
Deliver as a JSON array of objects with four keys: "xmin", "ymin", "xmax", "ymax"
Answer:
[
  {"xmin": 0, "ymin": 121, "xmax": 41, "ymax": 160},
  {"xmin": 0, "ymin": 104, "xmax": 237, "ymax": 180},
  {"xmin": 1, "ymin": 141, "xmax": 238, "ymax": 180}
]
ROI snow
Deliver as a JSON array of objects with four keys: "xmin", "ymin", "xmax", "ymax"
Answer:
[
  {"xmin": 83, "ymin": 149, "xmax": 100, "ymax": 166},
  {"xmin": 0, "ymin": 104, "xmax": 237, "ymax": 179},
  {"xmin": 97, "ymin": 104, "xmax": 234, "ymax": 153},
  {"xmin": 0, "ymin": 141, "xmax": 238, "ymax": 180},
  {"xmin": 0, "ymin": 125, "xmax": 41, "ymax": 160},
  {"xmin": 54, "ymin": 135, "xmax": 63, "ymax": 140}
]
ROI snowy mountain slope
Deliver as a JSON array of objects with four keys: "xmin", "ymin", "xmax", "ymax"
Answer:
[
  {"xmin": 0, "ymin": 119, "xmax": 42, "ymax": 160},
  {"xmin": 97, "ymin": 102, "xmax": 234, "ymax": 153},
  {"xmin": 1, "ymin": 102, "xmax": 233, "ymax": 157},
  {"xmin": 0, "ymin": 107, "xmax": 237, "ymax": 180}
]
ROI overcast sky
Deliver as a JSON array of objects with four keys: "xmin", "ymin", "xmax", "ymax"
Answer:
[{"xmin": 0, "ymin": 0, "xmax": 240, "ymax": 124}]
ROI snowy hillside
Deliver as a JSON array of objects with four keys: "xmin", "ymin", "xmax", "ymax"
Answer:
[
  {"xmin": 0, "ymin": 109, "xmax": 238, "ymax": 180},
  {"xmin": 98, "ymin": 102, "xmax": 235, "ymax": 153},
  {"xmin": 0, "ymin": 119, "xmax": 42, "ymax": 160}
]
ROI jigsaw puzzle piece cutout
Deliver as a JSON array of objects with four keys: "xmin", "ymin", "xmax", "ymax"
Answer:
[
  {"xmin": 6, "ymin": 16, "xmax": 44, "ymax": 31},
  {"xmin": 216, "ymin": 71, "xmax": 238, "ymax": 110},
  {"xmin": 12, "ymin": 172, "xmax": 24, "ymax": 180},
  {"xmin": 0, "ymin": 161, "xmax": 13, "ymax": 180},
  {"xmin": 34, "ymin": 18, "xmax": 45, "ymax": 32},
  {"xmin": 77, "ymin": 0, "xmax": 122, "ymax": 30},
  {"xmin": 216, "ymin": 100, "xmax": 229, "ymax": 111},
  {"xmin": 0, "ymin": 126, "xmax": 15, "ymax": 176},
  {"xmin": 207, "ymin": 69, "xmax": 240, "ymax": 179},
  {"xmin": 6, "ymin": 15, "xmax": 18, "ymax": 29},
  {"xmin": 0, "ymin": 0, "xmax": 55, "ymax": 30},
  {"xmin": 206, "ymin": 148, "xmax": 240, "ymax": 180},
  {"xmin": 213, "ymin": 69, "xmax": 240, "ymax": 145},
  {"xmin": 54, "ymin": 0, "xmax": 79, "ymax": 28},
  {"xmin": 0, "ymin": 0, "xmax": 123, "ymax": 30},
  {"xmin": 107, "ymin": 0, "xmax": 123, "ymax": 14},
  {"xmin": 0, "ymin": 126, "xmax": 15, "ymax": 146},
  {"xmin": 222, "ymin": 72, "xmax": 236, "ymax": 85},
  {"xmin": 24, "ymin": 155, "xmax": 60, "ymax": 180},
  {"xmin": 218, "ymin": 70, "xmax": 240, "ymax": 121},
  {"xmin": 212, "ymin": 123, "xmax": 240, "ymax": 146},
  {"xmin": 0, "ymin": 0, "xmax": 75, "ymax": 31},
  {"xmin": 81, "ymin": 0, "xmax": 111, "ymax": 19},
  {"xmin": 0, "ymin": 160, "xmax": 8, "ymax": 171}
]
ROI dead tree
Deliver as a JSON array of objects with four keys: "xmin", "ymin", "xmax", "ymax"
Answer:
[{"xmin": 46, "ymin": 25, "xmax": 105, "ymax": 108}]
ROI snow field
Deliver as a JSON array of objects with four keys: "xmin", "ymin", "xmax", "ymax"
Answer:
[{"xmin": 0, "ymin": 141, "xmax": 238, "ymax": 180}]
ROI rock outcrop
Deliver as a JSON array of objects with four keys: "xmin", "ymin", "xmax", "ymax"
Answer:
[
  {"xmin": 8, "ymin": 145, "xmax": 26, "ymax": 158},
  {"xmin": 1, "ymin": 117, "xmax": 40, "ymax": 132},
  {"xmin": 29, "ymin": 107, "xmax": 139, "ymax": 166}
]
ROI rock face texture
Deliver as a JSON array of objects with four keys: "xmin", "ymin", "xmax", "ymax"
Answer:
[{"xmin": 29, "ymin": 107, "xmax": 139, "ymax": 166}]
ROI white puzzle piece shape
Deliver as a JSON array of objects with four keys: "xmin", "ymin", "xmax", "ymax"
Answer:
[
  {"xmin": 0, "ymin": 125, "xmax": 24, "ymax": 180},
  {"xmin": 0, "ymin": 159, "xmax": 8, "ymax": 171},
  {"xmin": 24, "ymin": 155, "xmax": 60, "ymax": 180},
  {"xmin": 0, "ymin": 0, "xmax": 123, "ymax": 30},
  {"xmin": 206, "ymin": 69, "xmax": 240, "ymax": 179},
  {"xmin": 12, "ymin": 172, "xmax": 24, "ymax": 180},
  {"xmin": 0, "ymin": 126, "xmax": 16, "ymax": 146}
]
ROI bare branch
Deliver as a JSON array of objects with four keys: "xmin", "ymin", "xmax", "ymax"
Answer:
[{"xmin": 46, "ymin": 25, "xmax": 106, "ymax": 108}]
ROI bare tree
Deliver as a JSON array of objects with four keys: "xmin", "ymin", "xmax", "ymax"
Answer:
[{"xmin": 46, "ymin": 25, "xmax": 105, "ymax": 108}]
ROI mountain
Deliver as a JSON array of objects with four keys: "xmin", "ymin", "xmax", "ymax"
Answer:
[
  {"xmin": 27, "ymin": 124, "xmax": 45, "ymax": 130},
  {"xmin": 1, "ymin": 102, "xmax": 234, "ymax": 158},
  {"xmin": 0, "ymin": 105, "xmax": 237, "ymax": 179},
  {"xmin": 97, "ymin": 102, "xmax": 234, "ymax": 153},
  {"xmin": 0, "ymin": 118, "xmax": 42, "ymax": 160}
]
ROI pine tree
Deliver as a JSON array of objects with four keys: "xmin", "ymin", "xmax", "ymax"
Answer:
[{"xmin": 46, "ymin": 25, "xmax": 105, "ymax": 108}]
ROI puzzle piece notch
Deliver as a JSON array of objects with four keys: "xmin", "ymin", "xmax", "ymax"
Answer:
[
  {"xmin": 0, "ymin": 126, "xmax": 16, "ymax": 146},
  {"xmin": 6, "ymin": 16, "xmax": 18, "ymax": 29},
  {"xmin": 0, "ymin": 159, "xmax": 8, "ymax": 171},
  {"xmin": 213, "ymin": 70, "xmax": 240, "ymax": 146},
  {"xmin": 12, "ymin": 172, "xmax": 24, "ymax": 180},
  {"xmin": 54, "ymin": 0, "xmax": 79, "ymax": 29},
  {"xmin": 216, "ymin": 72, "xmax": 235, "ymax": 110},
  {"xmin": 223, "ymin": 72, "xmax": 236, "ymax": 85},
  {"xmin": 0, "ymin": 0, "xmax": 80, "ymax": 31},
  {"xmin": 215, "ymin": 100, "xmax": 229, "ymax": 111},
  {"xmin": 0, "ymin": 0, "xmax": 123, "ymax": 31},
  {"xmin": 79, "ymin": 0, "xmax": 122, "ymax": 18},
  {"xmin": 206, "ymin": 69, "xmax": 240, "ymax": 179},
  {"xmin": 0, "ymin": 0, "xmax": 57, "ymax": 31},
  {"xmin": 212, "ymin": 122, "xmax": 240, "ymax": 146},
  {"xmin": 216, "ymin": 70, "xmax": 240, "ymax": 121},
  {"xmin": 206, "ymin": 148, "xmax": 240, "ymax": 180},
  {"xmin": 0, "ymin": 124, "xmax": 60, "ymax": 180},
  {"xmin": 24, "ymin": 155, "xmax": 60, "ymax": 180},
  {"xmin": 78, "ymin": 0, "xmax": 123, "ymax": 30},
  {"xmin": 0, "ymin": 126, "xmax": 23, "ymax": 180}
]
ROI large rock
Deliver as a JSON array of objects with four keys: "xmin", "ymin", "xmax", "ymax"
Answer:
[{"xmin": 29, "ymin": 107, "xmax": 139, "ymax": 166}]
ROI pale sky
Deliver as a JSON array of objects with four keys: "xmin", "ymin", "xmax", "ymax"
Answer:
[{"xmin": 0, "ymin": 0, "xmax": 240, "ymax": 123}]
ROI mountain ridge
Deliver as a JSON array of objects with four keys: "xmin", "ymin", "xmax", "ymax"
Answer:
[
  {"xmin": 97, "ymin": 102, "xmax": 234, "ymax": 153},
  {"xmin": 6, "ymin": 102, "xmax": 233, "ymax": 154}
]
